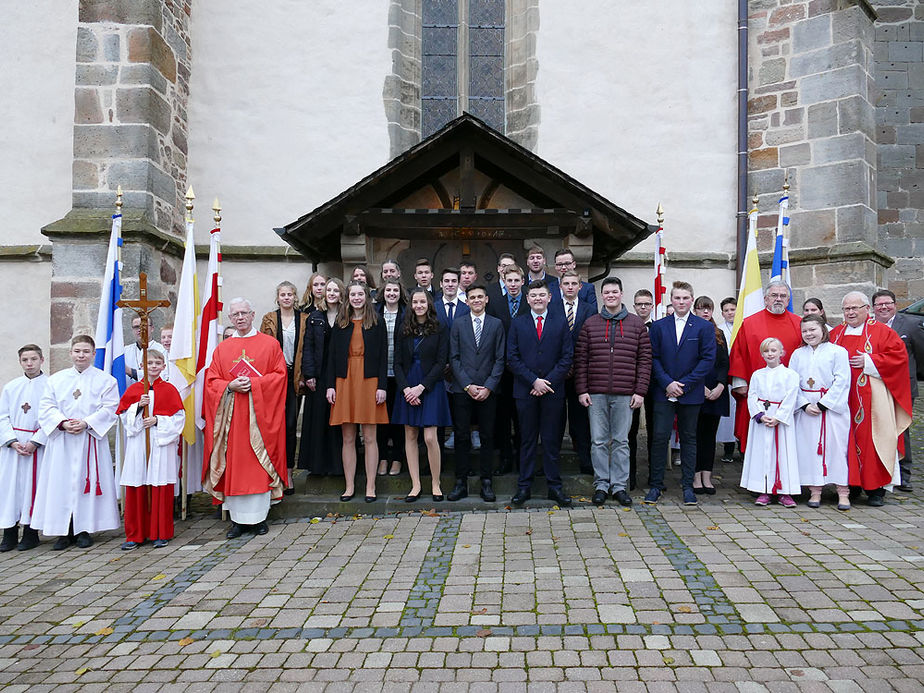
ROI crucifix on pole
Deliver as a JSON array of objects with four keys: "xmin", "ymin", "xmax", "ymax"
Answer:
[{"xmin": 117, "ymin": 273, "xmax": 171, "ymax": 484}]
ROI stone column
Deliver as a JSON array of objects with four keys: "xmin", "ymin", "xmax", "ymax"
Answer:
[
  {"xmin": 748, "ymin": 0, "xmax": 888, "ymax": 317},
  {"xmin": 42, "ymin": 0, "xmax": 191, "ymax": 367}
]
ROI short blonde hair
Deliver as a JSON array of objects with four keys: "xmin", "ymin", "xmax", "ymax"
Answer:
[{"xmin": 759, "ymin": 337, "xmax": 784, "ymax": 354}]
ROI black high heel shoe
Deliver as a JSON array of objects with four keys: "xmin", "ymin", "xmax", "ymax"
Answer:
[
  {"xmin": 432, "ymin": 493, "xmax": 444, "ymax": 502},
  {"xmin": 340, "ymin": 493, "xmax": 354, "ymax": 502},
  {"xmin": 365, "ymin": 495, "xmax": 377, "ymax": 503},
  {"xmin": 404, "ymin": 493, "xmax": 420, "ymax": 503}
]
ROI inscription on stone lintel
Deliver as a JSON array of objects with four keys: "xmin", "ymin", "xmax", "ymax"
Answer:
[{"xmin": 434, "ymin": 229, "xmax": 509, "ymax": 240}]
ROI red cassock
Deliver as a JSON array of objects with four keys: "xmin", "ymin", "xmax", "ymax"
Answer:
[
  {"xmin": 727, "ymin": 309, "xmax": 803, "ymax": 453},
  {"xmin": 829, "ymin": 319, "xmax": 912, "ymax": 490},
  {"xmin": 202, "ymin": 333, "xmax": 288, "ymax": 502}
]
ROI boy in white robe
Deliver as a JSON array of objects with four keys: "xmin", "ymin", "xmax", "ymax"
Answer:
[
  {"xmin": 0, "ymin": 344, "xmax": 48, "ymax": 551},
  {"xmin": 34, "ymin": 335, "xmax": 121, "ymax": 550},
  {"xmin": 117, "ymin": 349, "xmax": 184, "ymax": 550},
  {"xmin": 740, "ymin": 337, "xmax": 801, "ymax": 507},
  {"xmin": 790, "ymin": 315, "xmax": 852, "ymax": 510}
]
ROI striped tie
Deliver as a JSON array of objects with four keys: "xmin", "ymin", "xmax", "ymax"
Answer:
[
  {"xmin": 566, "ymin": 302, "xmax": 575, "ymax": 332},
  {"xmin": 474, "ymin": 316, "xmax": 482, "ymax": 348}
]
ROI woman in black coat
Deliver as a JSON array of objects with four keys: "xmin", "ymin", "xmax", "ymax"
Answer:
[
  {"xmin": 297, "ymin": 277, "xmax": 343, "ymax": 476},
  {"xmin": 693, "ymin": 296, "xmax": 729, "ymax": 494},
  {"xmin": 374, "ymin": 279, "xmax": 407, "ymax": 476},
  {"xmin": 391, "ymin": 288, "xmax": 452, "ymax": 502}
]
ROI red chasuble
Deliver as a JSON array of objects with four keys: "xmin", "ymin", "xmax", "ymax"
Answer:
[
  {"xmin": 728, "ymin": 309, "xmax": 803, "ymax": 452},
  {"xmin": 117, "ymin": 378, "xmax": 183, "ymax": 417},
  {"xmin": 202, "ymin": 333, "xmax": 287, "ymax": 501},
  {"xmin": 829, "ymin": 319, "xmax": 912, "ymax": 490}
]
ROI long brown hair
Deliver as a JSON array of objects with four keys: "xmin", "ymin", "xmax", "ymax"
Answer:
[
  {"xmin": 336, "ymin": 280, "xmax": 379, "ymax": 329},
  {"xmin": 694, "ymin": 295, "xmax": 726, "ymax": 349},
  {"xmin": 300, "ymin": 272, "xmax": 327, "ymax": 311},
  {"xmin": 402, "ymin": 287, "xmax": 440, "ymax": 336}
]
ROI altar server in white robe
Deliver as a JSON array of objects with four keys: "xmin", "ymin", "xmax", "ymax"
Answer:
[
  {"xmin": 740, "ymin": 337, "xmax": 801, "ymax": 507},
  {"xmin": 33, "ymin": 335, "xmax": 121, "ymax": 550},
  {"xmin": 790, "ymin": 315, "xmax": 852, "ymax": 510},
  {"xmin": 0, "ymin": 344, "xmax": 48, "ymax": 551}
]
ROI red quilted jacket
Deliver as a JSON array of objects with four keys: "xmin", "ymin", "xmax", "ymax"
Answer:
[{"xmin": 574, "ymin": 310, "xmax": 651, "ymax": 396}]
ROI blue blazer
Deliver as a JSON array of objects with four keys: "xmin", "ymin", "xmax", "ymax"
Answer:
[
  {"xmin": 507, "ymin": 310, "xmax": 573, "ymax": 400},
  {"xmin": 551, "ymin": 299, "xmax": 596, "ymax": 347},
  {"xmin": 648, "ymin": 313, "xmax": 716, "ymax": 405},
  {"xmin": 550, "ymin": 283, "xmax": 598, "ymax": 311},
  {"xmin": 433, "ymin": 298, "xmax": 470, "ymax": 332}
]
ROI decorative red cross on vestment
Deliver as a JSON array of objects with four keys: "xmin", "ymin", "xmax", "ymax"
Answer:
[{"xmin": 21, "ymin": 402, "xmax": 30, "ymax": 413}]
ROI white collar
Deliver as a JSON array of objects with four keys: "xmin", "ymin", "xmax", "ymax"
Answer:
[{"xmin": 231, "ymin": 327, "xmax": 258, "ymax": 338}]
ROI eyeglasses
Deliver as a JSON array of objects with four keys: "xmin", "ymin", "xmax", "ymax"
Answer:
[
  {"xmin": 634, "ymin": 302, "xmax": 653, "ymax": 307},
  {"xmin": 768, "ymin": 293, "xmax": 789, "ymax": 300},
  {"xmin": 873, "ymin": 301, "xmax": 895, "ymax": 308},
  {"xmin": 842, "ymin": 306, "xmax": 866, "ymax": 312},
  {"xmin": 229, "ymin": 311, "xmax": 253, "ymax": 318},
  {"xmin": 554, "ymin": 261, "xmax": 574, "ymax": 267}
]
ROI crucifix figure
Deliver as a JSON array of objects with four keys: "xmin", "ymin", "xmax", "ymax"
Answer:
[
  {"xmin": 806, "ymin": 377, "xmax": 816, "ymax": 388},
  {"xmin": 21, "ymin": 402, "xmax": 31, "ymax": 413},
  {"xmin": 762, "ymin": 400, "xmax": 772, "ymax": 411},
  {"xmin": 118, "ymin": 272, "xmax": 171, "ymax": 472}
]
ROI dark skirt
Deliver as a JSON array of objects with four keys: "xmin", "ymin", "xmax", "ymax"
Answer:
[
  {"xmin": 391, "ymin": 360, "xmax": 453, "ymax": 428},
  {"xmin": 297, "ymin": 376, "xmax": 343, "ymax": 475}
]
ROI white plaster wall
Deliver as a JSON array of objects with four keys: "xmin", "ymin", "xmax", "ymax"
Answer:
[
  {"xmin": 536, "ymin": 0, "xmax": 739, "ymax": 256},
  {"xmin": 187, "ymin": 0, "xmax": 392, "ymax": 247},
  {"xmin": 0, "ymin": 263, "xmax": 52, "ymax": 384},
  {"xmin": 0, "ymin": 1, "xmax": 77, "ymax": 244}
]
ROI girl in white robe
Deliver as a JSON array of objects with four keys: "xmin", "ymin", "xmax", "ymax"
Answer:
[
  {"xmin": 789, "ymin": 315, "xmax": 851, "ymax": 509},
  {"xmin": 740, "ymin": 337, "xmax": 801, "ymax": 506},
  {"xmin": 33, "ymin": 336, "xmax": 121, "ymax": 548}
]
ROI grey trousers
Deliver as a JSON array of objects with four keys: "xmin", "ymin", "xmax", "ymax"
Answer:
[{"xmin": 588, "ymin": 394, "xmax": 632, "ymax": 493}]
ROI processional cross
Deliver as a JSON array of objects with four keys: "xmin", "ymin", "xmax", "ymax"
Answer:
[{"xmin": 117, "ymin": 272, "xmax": 171, "ymax": 473}]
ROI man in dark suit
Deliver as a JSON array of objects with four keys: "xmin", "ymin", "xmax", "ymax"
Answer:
[
  {"xmin": 413, "ymin": 258, "xmax": 439, "ymax": 300},
  {"xmin": 486, "ymin": 264, "xmax": 530, "ymax": 473},
  {"xmin": 434, "ymin": 267, "xmax": 470, "ymax": 331},
  {"xmin": 525, "ymin": 245, "xmax": 559, "ymax": 294},
  {"xmin": 447, "ymin": 284, "xmax": 505, "ymax": 502},
  {"xmin": 507, "ymin": 279, "xmax": 574, "ymax": 507},
  {"xmin": 645, "ymin": 281, "xmax": 716, "ymax": 506},
  {"xmin": 486, "ymin": 253, "xmax": 517, "ymax": 310},
  {"xmin": 553, "ymin": 270, "xmax": 596, "ymax": 474},
  {"xmin": 550, "ymin": 248, "xmax": 598, "ymax": 310},
  {"xmin": 873, "ymin": 289, "xmax": 924, "ymax": 491}
]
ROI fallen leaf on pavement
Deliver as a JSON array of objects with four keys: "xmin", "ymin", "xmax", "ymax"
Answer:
[
  {"xmin": 383, "ymin": 534, "xmax": 394, "ymax": 539},
  {"xmin": 178, "ymin": 637, "xmax": 194, "ymax": 647},
  {"xmin": 152, "ymin": 574, "xmax": 166, "ymax": 581},
  {"xmin": 525, "ymin": 529, "xmax": 532, "ymax": 535},
  {"xmin": 210, "ymin": 650, "xmax": 222, "ymax": 658},
  {"xmin": 476, "ymin": 629, "xmax": 492, "ymax": 637},
  {"xmin": 309, "ymin": 518, "xmax": 320, "ymax": 524},
  {"xmin": 676, "ymin": 606, "xmax": 692, "ymax": 613},
  {"xmin": 75, "ymin": 667, "xmax": 90, "ymax": 676},
  {"xmin": 707, "ymin": 526, "xmax": 719, "ymax": 531},
  {"xmin": 95, "ymin": 627, "xmax": 114, "ymax": 636}
]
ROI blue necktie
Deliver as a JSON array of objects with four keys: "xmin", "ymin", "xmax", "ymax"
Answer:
[
  {"xmin": 509, "ymin": 296, "xmax": 519, "ymax": 317},
  {"xmin": 447, "ymin": 302, "xmax": 454, "ymax": 325}
]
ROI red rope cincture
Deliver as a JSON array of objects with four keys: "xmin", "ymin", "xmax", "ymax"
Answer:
[
  {"xmin": 801, "ymin": 387, "xmax": 829, "ymax": 475},
  {"xmin": 84, "ymin": 437, "xmax": 103, "ymax": 496},
  {"xmin": 758, "ymin": 398, "xmax": 783, "ymax": 493},
  {"xmin": 13, "ymin": 427, "xmax": 39, "ymax": 515}
]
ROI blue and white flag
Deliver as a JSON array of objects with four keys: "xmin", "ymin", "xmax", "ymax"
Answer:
[
  {"xmin": 93, "ymin": 212, "xmax": 127, "ymax": 394},
  {"xmin": 769, "ymin": 190, "xmax": 793, "ymax": 312}
]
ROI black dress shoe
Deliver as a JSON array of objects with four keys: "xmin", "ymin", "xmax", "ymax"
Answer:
[
  {"xmin": 226, "ymin": 522, "xmax": 244, "ymax": 539},
  {"xmin": 0, "ymin": 527, "xmax": 17, "ymax": 552},
  {"xmin": 17, "ymin": 526, "xmax": 39, "ymax": 551},
  {"xmin": 702, "ymin": 486, "xmax": 716, "ymax": 495},
  {"xmin": 613, "ymin": 490, "xmax": 633, "ymax": 507},
  {"xmin": 283, "ymin": 487, "xmax": 295, "ymax": 496},
  {"xmin": 431, "ymin": 494, "xmax": 444, "ymax": 502},
  {"xmin": 254, "ymin": 521, "xmax": 268, "ymax": 535},
  {"xmin": 480, "ymin": 480, "xmax": 496, "ymax": 502},
  {"xmin": 404, "ymin": 493, "xmax": 419, "ymax": 503},
  {"xmin": 867, "ymin": 494, "xmax": 885, "ymax": 507},
  {"xmin": 339, "ymin": 493, "xmax": 355, "ymax": 502},
  {"xmin": 75, "ymin": 532, "xmax": 93, "ymax": 549},
  {"xmin": 365, "ymin": 496, "xmax": 377, "ymax": 503},
  {"xmin": 591, "ymin": 490, "xmax": 607, "ymax": 506},
  {"xmin": 447, "ymin": 482, "xmax": 468, "ymax": 501},
  {"xmin": 52, "ymin": 536, "xmax": 71, "ymax": 551},
  {"xmin": 547, "ymin": 489, "xmax": 572, "ymax": 507},
  {"xmin": 511, "ymin": 489, "xmax": 531, "ymax": 505},
  {"xmin": 896, "ymin": 484, "xmax": 913, "ymax": 493}
]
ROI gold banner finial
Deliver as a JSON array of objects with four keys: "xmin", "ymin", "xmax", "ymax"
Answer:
[
  {"xmin": 752, "ymin": 193, "xmax": 759, "ymax": 209},
  {"xmin": 116, "ymin": 185, "xmax": 123, "ymax": 212},
  {"xmin": 783, "ymin": 173, "xmax": 790, "ymax": 192},
  {"xmin": 185, "ymin": 185, "xmax": 195, "ymax": 222},
  {"xmin": 213, "ymin": 198, "xmax": 222, "ymax": 225},
  {"xmin": 656, "ymin": 202, "xmax": 664, "ymax": 225}
]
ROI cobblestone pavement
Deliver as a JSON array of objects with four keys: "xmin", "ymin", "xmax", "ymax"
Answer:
[{"xmin": 1, "ymin": 404, "xmax": 923, "ymax": 691}]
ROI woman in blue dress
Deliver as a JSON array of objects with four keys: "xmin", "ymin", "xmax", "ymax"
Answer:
[{"xmin": 392, "ymin": 288, "xmax": 452, "ymax": 502}]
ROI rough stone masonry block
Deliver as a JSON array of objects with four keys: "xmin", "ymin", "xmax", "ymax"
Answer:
[
  {"xmin": 759, "ymin": 58, "xmax": 787, "ymax": 85},
  {"xmin": 789, "ymin": 208, "xmax": 836, "ymax": 248},
  {"xmin": 807, "ymin": 101, "xmax": 838, "ymax": 138},
  {"xmin": 120, "ymin": 64, "xmax": 169, "ymax": 95},
  {"xmin": 800, "ymin": 160, "xmax": 868, "ymax": 210},
  {"xmin": 127, "ymin": 27, "xmax": 176, "ymax": 83},
  {"xmin": 790, "ymin": 40, "xmax": 863, "ymax": 79},
  {"xmin": 73, "ymin": 124, "xmax": 158, "ymax": 160},
  {"xmin": 838, "ymin": 95, "xmax": 875, "ymax": 138},
  {"xmin": 76, "ymin": 26, "xmax": 98, "ymax": 63},
  {"xmin": 836, "ymin": 204, "xmax": 877, "ymax": 244},
  {"xmin": 80, "ymin": 0, "xmax": 162, "ymax": 31},
  {"xmin": 813, "ymin": 133, "xmax": 866, "ymax": 165},
  {"xmin": 889, "ymin": 42, "xmax": 924, "ymax": 63},
  {"xmin": 72, "ymin": 160, "xmax": 99, "ymax": 190},
  {"xmin": 793, "ymin": 14, "xmax": 831, "ymax": 54},
  {"xmin": 116, "ymin": 87, "xmax": 172, "ymax": 135},
  {"xmin": 832, "ymin": 6, "xmax": 872, "ymax": 46},
  {"xmin": 800, "ymin": 65, "xmax": 866, "ymax": 104},
  {"xmin": 780, "ymin": 142, "xmax": 811, "ymax": 167},
  {"xmin": 74, "ymin": 88, "xmax": 103, "ymax": 124}
]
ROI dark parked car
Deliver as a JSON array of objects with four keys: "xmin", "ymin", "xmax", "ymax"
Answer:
[{"xmin": 900, "ymin": 298, "xmax": 924, "ymax": 318}]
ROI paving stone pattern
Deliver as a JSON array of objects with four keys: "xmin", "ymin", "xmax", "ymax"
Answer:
[{"xmin": 1, "ymin": 404, "xmax": 923, "ymax": 689}]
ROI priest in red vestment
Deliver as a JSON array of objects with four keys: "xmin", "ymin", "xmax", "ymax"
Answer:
[
  {"xmin": 729, "ymin": 282, "xmax": 803, "ymax": 453},
  {"xmin": 203, "ymin": 298, "xmax": 287, "ymax": 538},
  {"xmin": 829, "ymin": 291, "xmax": 912, "ymax": 506}
]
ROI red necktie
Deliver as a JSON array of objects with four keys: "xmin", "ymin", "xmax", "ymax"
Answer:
[{"xmin": 536, "ymin": 315, "xmax": 543, "ymax": 340}]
